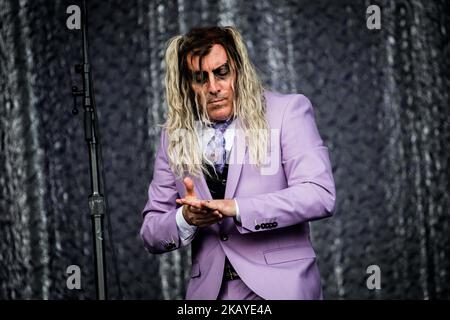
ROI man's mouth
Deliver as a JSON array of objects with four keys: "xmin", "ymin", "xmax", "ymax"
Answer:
[{"xmin": 208, "ymin": 98, "xmax": 225, "ymax": 104}]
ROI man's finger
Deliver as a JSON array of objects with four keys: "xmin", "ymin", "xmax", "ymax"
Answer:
[
  {"xmin": 183, "ymin": 198, "xmax": 203, "ymax": 208},
  {"xmin": 187, "ymin": 199, "xmax": 215, "ymax": 210},
  {"xmin": 200, "ymin": 200, "xmax": 218, "ymax": 210},
  {"xmin": 178, "ymin": 198, "xmax": 216, "ymax": 210},
  {"xmin": 184, "ymin": 177, "xmax": 197, "ymax": 199},
  {"xmin": 190, "ymin": 206, "xmax": 219, "ymax": 216},
  {"xmin": 189, "ymin": 206, "xmax": 209, "ymax": 214},
  {"xmin": 214, "ymin": 210, "xmax": 222, "ymax": 219}
]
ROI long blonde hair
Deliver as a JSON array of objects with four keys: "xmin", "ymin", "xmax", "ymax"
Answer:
[{"xmin": 162, "ymin": 26, "xmax": 269, "ymax": 179}]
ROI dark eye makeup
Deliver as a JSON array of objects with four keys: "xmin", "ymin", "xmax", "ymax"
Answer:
[
  {"xmin": 214, "ymin": 63, "xmax": 230, "ymax": 77},
  {"xmin": 190, "ymin": 62, "xmax": 230, "ymax": 84}
]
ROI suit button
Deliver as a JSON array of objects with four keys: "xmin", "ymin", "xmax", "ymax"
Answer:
[
  {"xmin": 255, "ymin": 224, "xmax": 260, "ymax": 230},
  {"xmin": 273, "ymin": 222, "xmax": 278, "ymax": 227},
  {"xmin": 262, "ymin": 223, "xmax": 267, "ymax": 229},
  {"xmin": 220, "ymin": 234, "xmax": 228, "ymax": 241}
]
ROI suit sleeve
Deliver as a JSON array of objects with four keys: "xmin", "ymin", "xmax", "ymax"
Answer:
[
  {"xmin": 139, "ymin": 129, "xmax": 184, "ymax": 254},
  {"xmin": 234, "ymin": 94, "xmax": 336, "ymax": 234}
]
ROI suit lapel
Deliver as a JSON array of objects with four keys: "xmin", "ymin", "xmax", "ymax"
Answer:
[
  {"xmin": 223, "ymin": 119, "xmax": 247, "ymax": 231},
  {"xmin": 225, "ymin": 118, "xmax": 247, "ymax": 199}
]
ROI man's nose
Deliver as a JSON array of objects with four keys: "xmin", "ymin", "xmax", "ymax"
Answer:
[{"xmin": 207, "ymin": 75, "xmax": 219, "ymax": 94}]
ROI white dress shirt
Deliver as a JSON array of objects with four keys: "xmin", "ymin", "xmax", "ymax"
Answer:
[{"xmin": 175, "ymin": 118, "xmax": 241, "ymax": 246}]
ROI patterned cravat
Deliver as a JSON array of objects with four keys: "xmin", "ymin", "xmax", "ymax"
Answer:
[{"xmin": 205, "ymin": 117, "xmax": 234, "ymax": 174}]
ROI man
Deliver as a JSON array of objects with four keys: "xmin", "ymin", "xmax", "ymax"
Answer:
[{"xmin": 140, "ymin": 26, "xmax": 336, "ymax": 300}]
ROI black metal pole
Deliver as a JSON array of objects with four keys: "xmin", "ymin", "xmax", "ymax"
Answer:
[{"xmin": 79, "ymin": 0, "xmax": 107, "ymax": 300}]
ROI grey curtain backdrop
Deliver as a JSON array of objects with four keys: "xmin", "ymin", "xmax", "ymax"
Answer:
[{"xmin": 0, "ymin": 0, "xmax": 449, "ymax": 299}]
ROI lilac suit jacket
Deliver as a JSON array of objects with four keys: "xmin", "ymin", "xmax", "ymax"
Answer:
[{"xmin": 140, "ymin": 91, "xmax": 336, "ymax": 300}]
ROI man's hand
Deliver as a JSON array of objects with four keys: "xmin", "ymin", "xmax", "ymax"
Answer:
[
  {"xmin": 178, "ymin": 177, "xmax": 223, "ymax": 228},
  {"xmin": 177, "ymin": 196, "xmax": 237, "ymax": 218}
]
